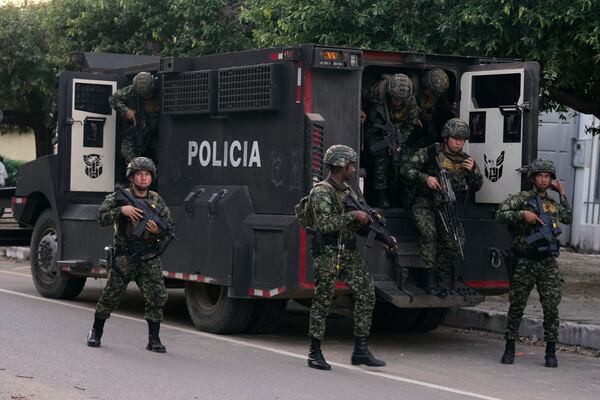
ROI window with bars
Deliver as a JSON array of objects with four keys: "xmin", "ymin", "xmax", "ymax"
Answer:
[
  {"xmin": 218, "ymin": 64, "xmax": 281, "ymax": 112},
  {"xmin": 162, "ymin": 71, "xmax": 212, "ymax": 114}
]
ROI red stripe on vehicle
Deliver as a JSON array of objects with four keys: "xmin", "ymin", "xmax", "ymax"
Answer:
[{"xmin": 464, "ymin": 280, "xmax": 510, "ymax": 289}]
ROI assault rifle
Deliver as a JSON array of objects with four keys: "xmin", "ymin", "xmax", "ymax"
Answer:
[
  {"xmin": 369, "ymin": 103, "xmax": 403, "ymax": 174},
  {"xmin": 433, "ymin": 154, "xmax": 465, "ymax": 260},
  {"xmin": 344, "ymin": 192, "xmax": 413, "ymax": 301},
  {"xmin": 114, "ymin": 186, "xmax": 176, "ymax": 241},
  {"xmin": 344, "ymin": 193, "xmax": 399, "ymax": 251},
  {"xmin": 525, "ymin": 196, "xmax": 561, "ymax": 257}
]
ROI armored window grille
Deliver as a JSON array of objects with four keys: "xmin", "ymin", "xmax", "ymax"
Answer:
[
  {"xmin": 305, "ymin": 120, "xmax": 325, "ymax": 185},
  {"xmin": 218, "ymin": 64, "xmax": 281, "ymax": 112},
  {"xmin": 74, "ymin": 83, "xmax": 112, "ymax": 115},
  {"xmin": 162, "ymin": 71, "xmax": 211, "ymax": 114}
]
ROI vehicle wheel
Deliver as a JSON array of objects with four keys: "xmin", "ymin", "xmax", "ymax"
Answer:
[
  {"xmin": 244, "ymin": 300, "xmax": 287, "ymax": 334},
  {"xmin": 185, "ymin": 281, "xmax": 255, "ymax": 334},
  {"xmin": 30, "ymin": 210, "xmax": 86, "ymax": 299},
  {"xmin": 372, "ymin": 301, "xmax": 420, "ymax": 332},
  {"xmin": 409, "ymin": 308, "xmax": 448, "ymax": 332}
]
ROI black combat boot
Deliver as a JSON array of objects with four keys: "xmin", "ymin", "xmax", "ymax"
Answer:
[
  {"xmin": 374, "ymin": 190, "xmax": 391, "ymax": 209},
  {"xmin": 351, "ymin": 336, "xmax": 386, "ymax": 367},
  {"xmin": 545, "ymin": 341, "xmax": 558, "ymax": 368},
  {"xmin": 146, "ymin": 320, "xmax": 166, "ymax": 353},
  {"xmin": 307, "ymin": 337, "xmax": 331, "ymax": 370},
  {"xmin": 86, "ymin": 316, "xmax": 105, "ymax": 347},
  {"xmin": 501, "ymin": 339, "xmax": 515, "ymax": 364}
]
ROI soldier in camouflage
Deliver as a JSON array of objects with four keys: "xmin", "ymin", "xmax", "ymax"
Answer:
[
  {"xmin": 109, "ymin": 72, "xmax": 160, "ymax": 164},
  {"xmin": 305, "ymin": 145, "xmax": 385, "ymax": 370},
  {"xmin": 364, "ymin": 73, "xmax": 420, "ymax": 208},
  {"xmin": 86, "ymin": 157, "xmax": 172, "ymax": 353},
  {"xmin": 415, "ymin": 68, "xmax": 456, "ymax": 147},
  {"xmin": 399, "ymin": 118, "xmax": 483, "ymax": 294},
  {"xmin": 497, "ymin": 158, "xmax": 571, "ymax": 368}
]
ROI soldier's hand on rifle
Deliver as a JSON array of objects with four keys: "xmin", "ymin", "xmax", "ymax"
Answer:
[
  {"xmin": 426, "ymin": 176, "xmax": 442, "ymax": 190},
  {"xmin": 550, "ymin": 179, "xmax": 566, "ymax": 196},
  {"xmin": 125, "ymin": 108, "xmax": 137, "ymax": 126},
  {"xmin": 121, "ymin": 205, "xmax": 144, "ymax": 221},
  {"xmin": 523, "ymin": 210, "xmax": 544, "ymax": 225},
  {"xmin": 352, "ymin": 210, "xmax": 372, "ymax": 225},
  {"xmin": 462, "ymin": 158, "xmax": 475, "ymax": 171},
  {"xmin": 146, "ymin": 219, "xmax": 160, "ymax": 234}
]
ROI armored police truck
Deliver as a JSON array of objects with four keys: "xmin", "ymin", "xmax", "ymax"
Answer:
[{"xmin": 6, "ymin": 44, "xmax": 539, "ymax": 334}]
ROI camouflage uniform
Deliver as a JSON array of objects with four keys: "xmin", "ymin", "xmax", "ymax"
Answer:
[
  {"xmin": 415, "ymin": 68, "xmax": 456, "ymax": 148},
  {"xmin": 308, "ymin": 178, "xmax": 375, "ymax": 339},
  {"xmin": 109, "ymin": 73, "xmax": 160, "ymax": 163},
  {"xmin": 364, "ymin": 74, "xmax": 420, "ymax": 193},
  {"xmin": 496, "ymin": 189, "xmax": 572, "ymax": 342},
  {"xmin": 95, "ymin": 188, "xmax": 172, "ymax": 322},
  {"xmin": 399, "ymin": 119, "xmax": 483, "ymax": 282}
]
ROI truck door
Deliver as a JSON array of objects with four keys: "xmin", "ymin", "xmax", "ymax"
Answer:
[
  {"xmin": 459, "ymin": 62, "xmax": 540, "ymax": 204},
  {"xmin": 62, "ymin": 73, "xmax": 118, "ymax": 192}
]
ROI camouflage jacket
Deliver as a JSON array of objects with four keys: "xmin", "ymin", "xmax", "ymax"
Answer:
[
  {"xmin": 399, "ymin": 143, "xmax": 483, "ymax": 202},
  {"xmin": 364, "ymin": 96, "xmax": 420, "ymax": 152},
  {"xmin": 97, "ymin": 188, "xmax": 173, "ymax": 252},
  {"xmin": 308, "ymin": 178, "xmax": 362, "ymax": 244},
  {"xmin": 496, "ymin": 189, "xmax": 572, "ymax": 254},
  {"xmin": 108, "ymin": 85, "xmax": 160, "ymax": 130},
  {"xmin": 416, "ymin": 93, "xmax": 455, "ymax": 147}
]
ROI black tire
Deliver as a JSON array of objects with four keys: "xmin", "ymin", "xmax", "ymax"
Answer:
[
  {"xmin": 372, "ymin": 301, "xmax": 420, "ymax": 332},
  {"xmin": 409, "ymin": 308, "xmax": 448, "ymax": 332},
  {"xmin": 185, "ymin": 281, "xmax": 255, "ymax": 334},
  {"xmin": 244, "ymin": 300, "xmax": 287, "ymax": 334},
  {"xmin": 30, "ymin": 210, "xmax": 86, "ymax": 299}
]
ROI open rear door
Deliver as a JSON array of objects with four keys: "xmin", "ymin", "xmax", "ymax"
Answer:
[
  {"xmin": 459, "ymin": 62, "xmax": 540, "ymax": 204},
  {"xmin": 59, "ymin": 72, "xmax": 119, "ymax": 193}
]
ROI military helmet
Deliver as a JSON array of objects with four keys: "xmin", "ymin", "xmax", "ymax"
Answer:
[
  {"xmin": 323, "ymin": 145, "xmax": 357, "ymax": 167},
  {"xmin": 132, "ymin": 72, "xmax": 155, "ymax": 97},
  {"xmin": 527, "ymin": 158, "xmax": 556, "ymax": 179},
  {"xmin": 126, "ymin": 156, "xmax": 157, "ymax": 178},
  {"xmin": 422, "ymin": 68, "xmax": 449, "ymax": 96},
  {"xmin": 386, "ymin": 73, "xmax": 413, "ymax": 101},
  {"xmin": 441, "ymin": 118, "xmax": 470, "ymax": 140}
]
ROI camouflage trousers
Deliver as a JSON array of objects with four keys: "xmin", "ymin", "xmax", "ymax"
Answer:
[
  {"xmin": 121, "ymin": 128, "xmax": 159, "ymax": 164},
  {"xmin": 505, "ymin": 257, "xmax": 562, "ymax": 342},
  {"xmin": 309, "ymin": 247, "xmax": 376, "ymax": 339},
  {"xmin": 370, "ymin": 154, "xmax": 398, "ymax": 191},
  {"xmin": 95, "ymin": 255, "xmax": 168, "ymax": 322},
  {"xmin": 412, "ymin": 199, "xmax": 464, "ymax": 282}
]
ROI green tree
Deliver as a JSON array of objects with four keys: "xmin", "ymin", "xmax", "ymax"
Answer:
[{"xmin": 0, "ymin": 3, "xmax": 61, "ymax": 157}]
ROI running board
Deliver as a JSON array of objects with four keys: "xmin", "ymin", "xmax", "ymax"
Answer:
[{"xmin": 374, "ymin": 279, "xmax": 484, "ymax": 308}]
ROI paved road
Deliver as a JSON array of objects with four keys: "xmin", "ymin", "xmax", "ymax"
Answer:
[{"xmin": 1, "ymin": 259, "xmax": 599, "ymax": 400}]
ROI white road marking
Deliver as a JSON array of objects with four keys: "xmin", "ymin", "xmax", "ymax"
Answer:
[{"xmin": 0, "ymin": 286, "xmax": 502, "ymax": 400}]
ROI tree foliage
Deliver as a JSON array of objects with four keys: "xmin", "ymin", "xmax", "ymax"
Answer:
[{"xmin": 1, "ymin": 0, "xmax": 599, "ymax": 158}]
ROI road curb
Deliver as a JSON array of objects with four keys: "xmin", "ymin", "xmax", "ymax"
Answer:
[
  {"xmin": 0, "ymin": 246, "xmax": 30, "ymax": 261},
  {"xmin": 443, "ymin": 307, "xmax": 600, "ymax": 350}
]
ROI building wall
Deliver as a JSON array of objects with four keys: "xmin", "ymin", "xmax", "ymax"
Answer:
[
  {"xmin": 571, "ymin": 114, "xmax": 600, "ymax": 252},
  {"xmin": 0, "ymin": 131, "xmax": 36, "ymax": 161}
]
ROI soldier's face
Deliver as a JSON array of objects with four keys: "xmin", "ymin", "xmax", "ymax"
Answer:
[
  {"xmin": 533, "ymin": 172, "xmax": 552, "ymax": 191},
  {"xmin": 131, "ymin": 170, "xmax": 153, "ymax": 190},
  {"xmin": 446, "ymin": 136, "xmax": 466, "ymax": 153},
  {"xmin": 342, "ymin": 163, "xmax": 357, "ymax": 181}
]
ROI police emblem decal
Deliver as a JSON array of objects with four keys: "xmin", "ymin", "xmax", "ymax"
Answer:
[
  {"xmin": 484, "ymin": 151, "xmax": 505, "ymax": 182},
  {"xmin": 83, "ymin": 154, "xmax": 103, "ymax": 178}
]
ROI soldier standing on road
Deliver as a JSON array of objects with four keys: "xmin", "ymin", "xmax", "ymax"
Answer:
[
  {"xmin": 497, "ymin": 159, "xmax": 572, "ymax": 368},
  {"xmin": 86, "ymin": 157, "xmax": 172, "ymax": 353},
  {"xmin": 109, "ymin": 72, "xmax": 160, "ymax": 164},
  {"xmin": 399, "ymin": 118, "xmax": 483, "ymax": 294},
  {"xmin": 364, "ymin": 74, "xmax": 420, "ymax": 208},
  {"xmin": 305, "ymin": 145, "xmax": 385, "ymax": 370},
  {"xmin": 414, "ymin": 68, "xmax": 456, "ymax": 148}
]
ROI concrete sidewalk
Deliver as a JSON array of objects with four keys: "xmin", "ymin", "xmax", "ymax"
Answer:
[{"xmin": 444, "ymin": 249, "xmax": 600, "ymax": 350}]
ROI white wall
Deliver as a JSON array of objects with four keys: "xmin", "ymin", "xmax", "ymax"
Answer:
[
  {"xmin": 571, "ymin": 114, "xmax": 600, "ymax": 252},
  {"xmin": 0, "ymin": 131, "xmax": 36, "ymax": 161}
]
